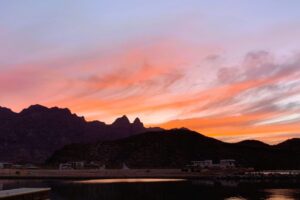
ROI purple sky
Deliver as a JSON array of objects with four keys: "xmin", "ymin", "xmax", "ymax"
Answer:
[{"xmin": 1, "ymin": 0, "xmax": 300, "ymax": 143}]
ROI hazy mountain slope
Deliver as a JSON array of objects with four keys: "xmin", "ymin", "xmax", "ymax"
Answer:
[{"xmin": 47, "ymin": 128, "xmax": 300, "ymax": 169}]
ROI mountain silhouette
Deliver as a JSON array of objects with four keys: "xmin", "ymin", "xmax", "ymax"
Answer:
[
  {"xmin": 0, "ymin": 106, "xmax": 16, "ymax": 120},
  {"xmin": 48, "ymin": 129, "xmax": 300, "ymax": 170},
  {"xmin": 0, "ymin": 105, "xmax": 161, "ymax": 163},
  {"xmin": 234, "ymin": 140, "xmax": 270, "ymax": 148}
]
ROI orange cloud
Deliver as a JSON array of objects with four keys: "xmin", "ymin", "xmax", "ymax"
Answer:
[
  {"xmin": 1, "ymin": 39, "xmax": 300, "ymax": 144},
  {"xmin": 156, "ymin": 111, "xmax": 300, "ymax": 144}
]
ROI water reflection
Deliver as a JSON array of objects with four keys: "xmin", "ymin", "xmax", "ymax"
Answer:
[
  {"xmin": 265, "ymin": 189, "xmax": 300, "ymax": 200},
  {"xmin": 76, "ymin": 178, "xmax": 186, "ymax": 184},
  {"xmin": 0, "ymin": 179, "xmax": 300, "ymax": 200}
]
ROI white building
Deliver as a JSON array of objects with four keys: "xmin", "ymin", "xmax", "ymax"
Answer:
[
  {"xmin": 191, "ymin": 160, "xmax": 213, "ymax": 168},
  {"xmin": 0, "ymin": 162, "xmax": 12, "ymax": 169},
  {"xmin": 59, "ymin": 161, "xmax": 85, "ymax": 170},
  {"xmin": 220, "ymin": 159, "xmax": 236, "ymax": 168},
  {"xmin": 184, "ymin": 159, "xmax": 236, "ymax": 171}
]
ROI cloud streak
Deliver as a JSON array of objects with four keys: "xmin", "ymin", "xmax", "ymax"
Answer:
[
  {"xmin": 1, "ymin": 1, "xmax": 300, "ymax": 144},
  {"xmin": 1, "ymin": 44, "xmax": 300, "ymax": 144}
]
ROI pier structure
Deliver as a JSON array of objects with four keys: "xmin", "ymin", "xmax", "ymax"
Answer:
[{"xmin": 0, "ymin": 188, "xmax": 50, "ymax": 200}]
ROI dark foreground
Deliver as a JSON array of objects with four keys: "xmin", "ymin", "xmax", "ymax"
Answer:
[{"xmin": 1, "ymin": 178, "xmax": 300, "ymax": 200}]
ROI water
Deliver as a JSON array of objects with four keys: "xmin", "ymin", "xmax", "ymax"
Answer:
[{"xmin": 1, "ymin": 178, "xmax": 300, "ymax": 200}]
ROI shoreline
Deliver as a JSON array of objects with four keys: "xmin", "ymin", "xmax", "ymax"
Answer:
[
  {"xmin": 0, "ymin": 169, "xmax": 208, "ymax": 180},
  {"xmin": 1, "ymin": 169, "xmax": 300, "ymax": 180}
]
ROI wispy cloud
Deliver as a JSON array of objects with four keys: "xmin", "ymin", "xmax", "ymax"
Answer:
[
  {"xmin": 155, "ymin": 51, "xmax": 300, "ymax": 143},
  {"xmin": 1, "ymin": 1, "xmax": 300, "ymax": 143}
]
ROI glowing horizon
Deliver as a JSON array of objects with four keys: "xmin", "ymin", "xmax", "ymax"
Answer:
[{"xmin": 1, "ymin": 0, "xmax": 300, "ymax": 144}]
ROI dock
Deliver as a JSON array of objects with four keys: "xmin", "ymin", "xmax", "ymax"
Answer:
[{"xmin": 0, "ymin": 188, "xmax": 50, "ymax": 200}]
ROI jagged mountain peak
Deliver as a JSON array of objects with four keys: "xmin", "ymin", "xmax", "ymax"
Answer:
[
  {"xmin": 19, "ymin": 104, "xmax": 75, "ymax": 117},
  {"xmin": 20, "ymin": 104, "xmax": 49, "ymax": 114},
  {"xmin": 0, "ymin": 105, "xmax": 153, "ymax": 163},
  {"xmin": 112, "ymin": 115, "xmax": 131, "ymax": 126},
  {"xmin": 133, "ymin": 117, "xmax": 143, "ymax": 125}
]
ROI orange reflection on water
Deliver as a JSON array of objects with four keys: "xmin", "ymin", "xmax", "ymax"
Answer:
[
  {"xmin": 76, "ymin": 178, "xmax": 186, "ymax": 184},
  {"xmin": 265, "ymin": 189, "xmax": 298, "ymax": 200}
]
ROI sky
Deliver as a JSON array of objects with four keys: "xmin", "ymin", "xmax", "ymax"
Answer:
[{"xmin": 1, "ymin": 0, "xmax": 300, "ymax": 144}]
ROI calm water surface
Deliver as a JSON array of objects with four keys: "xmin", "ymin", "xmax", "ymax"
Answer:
[{"xmin": 1, "ymin": 178, "xmax": 300, "ymax": 200}]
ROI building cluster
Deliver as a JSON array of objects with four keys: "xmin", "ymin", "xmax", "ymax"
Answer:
[
  {"xmin": 59, "ymin": 161, "xmax": 130, "ymax": 170},
  {"xmin": 183, "ymin": 159, "xmax": 236, "ymax": 172},
  {"xmin": 59, "ymin": 161, "xmax": 98, "ymax": 170},
  {"xmin": 0, "ymin": 162, "xmax": 38, "ymax": 169}
]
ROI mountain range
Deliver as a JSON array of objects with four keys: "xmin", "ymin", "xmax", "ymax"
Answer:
[
  {"xmin": 48, "ymin": 129, "xmax": 300, "ymax": 170},
  {"xmin": 0, "ymin": 105, "xmax": 160, "ymax": 163},
  {"xmin": 1, "ymin": 105, "xmax": 300, "ymax": 169}
]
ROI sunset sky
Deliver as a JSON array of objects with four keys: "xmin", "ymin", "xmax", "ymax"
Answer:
[{"xmin": 1, "ymin": 0, "xmax": 300, "ymax": 143}]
